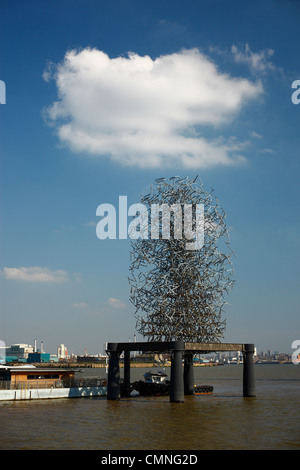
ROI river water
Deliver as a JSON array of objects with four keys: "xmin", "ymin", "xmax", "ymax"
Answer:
[{"xmin": 0, "ymin": 364, "xmax": 299, "ymax": 450}]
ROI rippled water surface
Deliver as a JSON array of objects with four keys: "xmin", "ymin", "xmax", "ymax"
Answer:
[{"xmin": 1, "ymin": 364, "xmax": 299, "ymax": 450}]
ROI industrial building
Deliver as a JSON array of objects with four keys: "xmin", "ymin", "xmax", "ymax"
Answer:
[{"xmin": 4, "ymin": 344, "xmax": 34, "ymax": 362}]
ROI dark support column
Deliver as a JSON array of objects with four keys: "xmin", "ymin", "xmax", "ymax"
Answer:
[
  {"xmin": 184, "ymin": 353, "xmax": 194, "ymax": 395},
  {"xmin": 107, "ymin": 343, "xmax": 121, "ymax": 400},
  {"xmin": 170, "ymin": 341, "xmax": 184, "ymax": 403},
  {"xmin": 123, "ymin": 350, "xmax": 131, "ymax": 397},
  {"xmin": 243, "ymin": 343, "xmax": 256, "ymax": 397}
]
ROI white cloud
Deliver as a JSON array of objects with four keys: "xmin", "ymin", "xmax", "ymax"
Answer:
[
  {"xmin": 231, "ymin": 44, "xmax": 275, "ymax": 74},
  {"xmin": 73, "ymin": 302, "xmax": 88, "ymax": 308},
  {"xmin": 44, "ymin": 48, "xmax": 263, "ymax": 169},
  {"xmin": 108, "ymin": 297, "xmax": 126, "ymax": 309},
  {"xmin": 250, "ymin": 131, "xmax": 262, "ymax": 139},
  {"xmin": 2, "ymin": 266, "xmax": 70, "ymax": 283}
]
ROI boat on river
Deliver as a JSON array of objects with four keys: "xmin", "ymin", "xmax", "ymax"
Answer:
[
  {"xmin": 132, "ymin": 370, "xmax": 213, "ymax": 396},
  {"xmin": 132, "ymin": 370, "xmax": 170, "ymax": 396}
]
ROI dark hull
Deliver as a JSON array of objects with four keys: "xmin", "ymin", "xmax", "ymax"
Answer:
[
  {"xmin": 132, "ymin": 380, "xmax": 170, "ymax": 396},
  {"xmin": 132, "ymin": 381, "xmax": 213, "ymax": 396}
]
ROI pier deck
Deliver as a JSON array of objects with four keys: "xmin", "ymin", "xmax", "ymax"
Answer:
[{"xmin": 109, "ymin": 341, "xmax": 246, "ymax": 353}]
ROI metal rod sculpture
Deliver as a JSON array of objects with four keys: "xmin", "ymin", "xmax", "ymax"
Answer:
[{"xmin": 129, "ymin": 176, "xmax": 235, "ymax": 343}]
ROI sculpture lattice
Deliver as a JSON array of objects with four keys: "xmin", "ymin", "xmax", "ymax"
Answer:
[{"xmin": 129, "ymin": 176, "xmax": 235, "ymax": 343}]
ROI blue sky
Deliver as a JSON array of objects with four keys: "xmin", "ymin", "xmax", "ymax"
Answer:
[{"xmin": 0, "ymin": 0, "xmax": 299, "ymax": 355}]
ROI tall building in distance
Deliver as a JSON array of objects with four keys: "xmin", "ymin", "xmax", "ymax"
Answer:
[{"xmin": 57, "ymin": 344, "xmax": 68, "ymax": 360}]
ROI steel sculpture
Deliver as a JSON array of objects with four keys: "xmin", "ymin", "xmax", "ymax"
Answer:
[{"xmin": 128, "ymin": 176, "xmax": 235, "ymax": 343}]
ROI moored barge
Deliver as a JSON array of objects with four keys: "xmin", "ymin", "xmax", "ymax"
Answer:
[{"xmin": 0, "ymin": 365, "xmax": 107, "ymax": 401}]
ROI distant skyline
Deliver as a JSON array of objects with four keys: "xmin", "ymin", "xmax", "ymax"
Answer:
[
  {"xmin": 1, "ymin": 338, "xmax": 293, "ymax": 358},
  {"xmin": 1, "ymin": 0, "xmax": 299, "ymax": 355}
]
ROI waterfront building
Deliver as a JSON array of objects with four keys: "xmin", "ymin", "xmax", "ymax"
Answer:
[
  {"xmin": 5, "ymin": 344, "xmax": 34, "ymax": 361},
  {"xmin": 0, "ymin": 365, "xmax": 74, "ymax": 388},
  {"xmin": 0, "ymin": 365, "xmax": 107, "ymax": 401},
  {"xmin": 27, "ymin": 352, "xmax": 51, "ymax": 363}
]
